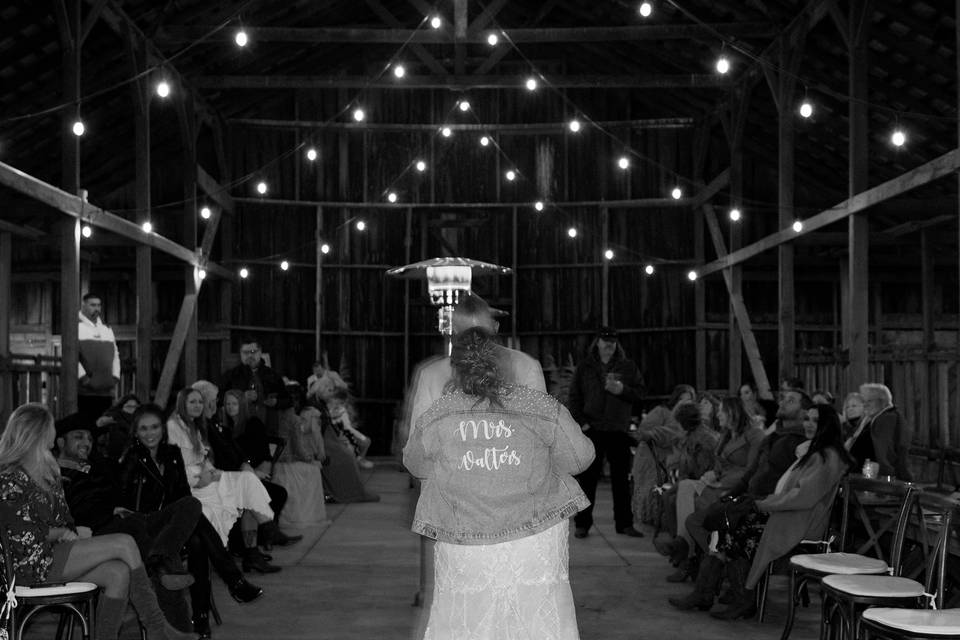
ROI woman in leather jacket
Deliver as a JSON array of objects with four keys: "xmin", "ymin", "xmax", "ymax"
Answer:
[{"xmin": 118, "ymin": 404, "xmax": 263, "ymax": 639}]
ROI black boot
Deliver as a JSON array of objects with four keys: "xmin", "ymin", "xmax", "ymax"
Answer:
[
  {"xmin": 258, "ymin": 521, "xmax": 303, "ymax": 549},
  {"xmin": 711, "ymin": 558, "xmax": 757, "ymax": 620},
  {"xmin": 242, "ymin": 548, "xmax": 281, "ymax": 574},
  {"xmin": 229, "ymin": 577, "xmax": 264, "ymax": 603},
  {"xmin": 193, "ymin": 612, "xmax": 212, "ymax": 640},
  {"xmin": 668, "ymin": 555, "xmax": 724, "ymax": 611}
]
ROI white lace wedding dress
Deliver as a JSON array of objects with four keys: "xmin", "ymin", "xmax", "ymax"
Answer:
[{"xmin": 423, "ymin": 520, "xmax": 580, "ymax": 640}]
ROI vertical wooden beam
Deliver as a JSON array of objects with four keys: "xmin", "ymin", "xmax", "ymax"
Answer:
[
  {"xmin": 921, "ymin": 230, "xmax": 935, "ymax": 351},
  {"xmin": 403, "ymin": 206, "xmax": 412, "ymax": 386},
  {"xmin": 847, "ymin": 0, "xmax": 871, "ymax": 390},
  {"xmin": 178, "ymin": 95, "xmax": 199, "ymax": 385},
  {"xmin": 511, "ymin": 205, "xmax": 518, "ymax": 346},
  {"xmin": 694, "ymin": 208, "xmax": 706, "ymax": 391},
  {"xmin": 129, "ymin": 33, "xmax": 152, "ymax": 401},
  {"xmin": 315, "ymin": 205, "xmax": 324, "ymax": 359},
  {"xmin": 0, "ymin": 232, "xmax": 11, "ymax": 423},
  {"xmin": 215, "ymin": 124, "xmax": 233, "ymax": 367},
  {"xmin": 154, "ymin": 294, "xmax": 198, "ymax": 408},
  {"xmin": 724, "ymin": 87, "xmax": 751, "ymax": 392},
  {"xmin": 454, "ymin": 0, "xmax": 467, "ymax": 75},
  {"xmin": 601, "ymin": 206, "xmax": 609, "ymax": 326}
]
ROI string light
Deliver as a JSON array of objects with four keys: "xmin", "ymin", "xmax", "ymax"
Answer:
[
  {"xmin": 280, "ymin": 260, "xmax": 289, "ymax": 271},
  {"xmin": 234, "ymin": 29, "xmax": 248, "ymax": 47},
  {"xmin": 387, "ymin": 191, "xmax": 398, "ymax": 203},
  {"xmin": 568, "ymin": 119, "xmax": 582, "ymax": 133},
  {"xmin": 458, "ymin": 100, "xmax": 471, "ymax": 112},
  {"xmin": 415, "ymin": 160, "xmax": 427, "ymax": 172},
  {"xmin": 617, "ymin": 156, "xmax": 630, "ymax": 170},
  {"xmin": 687, "ymin": 270, "xmax": 698, "ymax": 281},
  {"xmin": 792, "ymin": 220, "xmax": 803, "ymax": 232},
  {"xmin": 352, "ymin": 107, "xmax": 366, "ymax": 122},
  {"xmin": 320, "ymin": 243, "xmax": 331, "ymax": 254},
  {"xmin": 567, "ymin": 227, "xmax": 578, "ymax": 238},
  {"xmin": 355, "ymin": 220, "xmax": 366, "ymax": 231},
  {"xmin": 534, "ymin": 201, "xmax": 544, "ymax": 211},
  {"xmin": 891, "ymin": 128, "xmax": 906, "ymax": 147},
  {"xmin": 525, "ymin": 77, "xmax": 538, "ymax": 91},
  {"xmin": 799, "ymin": 100, "xmax": 813, "ymax": 119},
  {"xmin": 479, "ymin": 135, "xmax": 490, "ymax": 146},
  {"xmin": 200, "ymin": 206, "xmax": 212, "ymax": 220},
  {"xmin": 729, "ymin": 208, "xmax": 741, "ymax": 222},
  {"xmin": 141, "ymin": 221, "xmax": 153, "ymax": 233},
  {"xmin": 638, "ymin": 2, "xmax": 653, "ymax": 17},
  {"xmin": 441, "ymin": 126, "xmax": 453, "ymax": 138},
  {"xmin": 81, "ymin": 224, "xmax": 92, "ymax": 238},
  {"xmin": 604, "ymin": 249, "xmax": 615, "ymax": 260},
  {"xmin": 255, "ymin": 181, "xmax": 268, "ymax": 195},
  {"xmin": 716, "ymin": 54, "xmax": 730, "ymax": 75},
  {"xmin": 306, "ymin": 147, "xmax": 318, "ymax": 162},
  {"xmin": 72, "ymin": 120, "xmax": 85, "ymax": 136},
  {"xmin": 393, "ymin": 64, "xmax": 406, "ymax": 79},
  {"xmin": 155, "ymin": 80, "xmax": 171, "ymax": 98},
  {"xmin": 505, "ymin": 169, "xmax": 517, "ymax": 181},
  {"xmin": 430, "ymin": 15, "xmax": 442, "ymax": 29},
  {"xmin": 644, "ymin": 264, "xmax": 655, "ymax": 276},
  {"xmin": 239, "ymin": 267, "xmax": 249, "ymax": 278},
  {"xmin": 486, "ymin": 33, "xmax": 499, "ymax": 46},
  {"xmin": 198, "ymin": 269, "xmax": 207, "ymax": 280},
  {"xmin": 671, "ymin": 186, "xmax": 683, "ymax": 200}
]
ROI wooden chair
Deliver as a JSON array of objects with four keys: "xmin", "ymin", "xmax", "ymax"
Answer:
[
  {"xmin": 0, "ymin": 524, "xmax": 99, "ymax": 640},
  {"xmin": 778, "ymin": 476, "xmax": 916, "ymax": 640},
  {"xmin": 821, "ymin": 491, "xmax": 958, "ymax": 640}
]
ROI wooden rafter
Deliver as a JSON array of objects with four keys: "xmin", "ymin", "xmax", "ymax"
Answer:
[{"xmin": 227, "ymin": 117, "xmax": 694, "ymax": 133}]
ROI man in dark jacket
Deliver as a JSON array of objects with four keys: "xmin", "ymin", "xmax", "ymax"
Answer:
[
  {"xmin": 850, "ymin": 383, "xmax": 913, "ymax": 481},
  {"xmin": 568, "ymin": 326, "xmax": 644, "ymax": 538},
  {"xmin": 55, "ymin": 413, "xmax": 201, "ymax": 591},
  {"xmin": 220, "ymin": 337, "xmax": 289, "ymax": 430}
]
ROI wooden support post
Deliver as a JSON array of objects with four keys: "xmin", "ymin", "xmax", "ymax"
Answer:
[
  {"xmin": 695, "ymin": 207, "xmax": 706, "ymax": 392},
  {"xmin": 0, "ymin": 232, "xmax": 11, "ymax": 422},
  {"xmin": 178, "ymin": 96, "xmax": 199, "ymax": 385},
  {"xmin": 726, "ymin": 87, "xmax": 751, "ymax": 391},
  {"xmin": 129, "ymin": 33, "xmax": 152, "ymax": 401},
  {"xmin": 511, "ymin": 206, "xmax": 519, "ymax": 346},
  {"xmin": 847, "ymin": 0, "xmax": 871, "ymax": 391},
  {"xmin": 154, "ymin": 294, "xmax": 198, "ymax": 408},
  {"xmin": 601, "ymin": 207, "xmax": 609, "ymax": 327},
  {"xmin": 315, "ymin": 206, "xmax": 324, "ymax": 359},
  {"xmin": 921, "ymin": 229, "xmax": 935, "ymax": 351},
  {"xmin": 403, "ymin": 207, "xmax": 411, "ymax": 385},
  {"xmin": 454, "ymin": 0, "xmax": 467, "ymax": 75}
]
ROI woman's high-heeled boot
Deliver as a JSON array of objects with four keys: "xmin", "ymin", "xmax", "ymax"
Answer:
[
  {"xmin": 668, "ymin": 555, "xmax": 723, "ymax": 611},
  {"xmin": 95, "ymin": 595, "xmax": 127, "ymax": 640},
  {"xmin": 711, "ymin": 558, "xmax": 757, "ymax": 620},
  {"xmin": 128, "ymin": 565, "xmax": 196, "ymax": 640}
]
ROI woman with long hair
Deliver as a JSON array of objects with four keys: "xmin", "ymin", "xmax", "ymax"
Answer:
[
  {"xmin": 0, "ymin": 404, "xmax": 193, "ymax": 640},
  {"xmin": 165, "ymin": 387, "xmax": 278, "ymax": 573},
  {"xmin": 404, "ymin": 327, "xmax": 595, "ymax": 639}
]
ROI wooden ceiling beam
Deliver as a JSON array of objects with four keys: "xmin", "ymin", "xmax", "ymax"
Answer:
[
  {"xmin": 193, "ymin": 74, "xmax": 732, "ymax": 90},
  {"xmin": 226, "ymin": 116, "xmax": 694, "ymax": 132},
  {"xmin": 155, "ymin": 22, "xmax": 777, "ymax": 45}
]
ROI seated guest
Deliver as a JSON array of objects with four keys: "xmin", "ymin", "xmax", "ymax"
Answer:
[
  {"xmin": 166, "ymin": 387, "xmax": 281, "ymax": 573},
  {"xmin": 847, "ymin": 383, "xmax": 913, "ymax": 481},
  {"xmin": 301, "ymin": 400, "xmax": 380, "ymax": 503},
  {"xmin": 194, "ymin": 381, "xmax": 301, "ymax": 550},
  {"xmin": 0, "ymin": 404, "xmax": 195, "ymax": 640},
  {"xmin": 710, "ymin": 404, "xmax": 853, "ymax": 620},
  {"xmin": 631, "ymin": 384, "xmax": 695, "ymax": 528},
  {"xmin": 696, "ymin": 391, "xmax": 721, "ymax": 433},
  {"xmin": 272, "ymin": 398, "xmax": 328, "ymax": 528},
  {"xmin": 95, "ymin": 393, "xmax": 141, "ymax": 460},
  {"xmin": 738, "ymin": 382, "xmax": 776, "ymax": 428},
  {"xmin": 119, "ymin": 404, "xmax": 263, "ymax": 639},
  {"xmin": 55, "ymin": 412, "xmax": 200, "ymax": 592},
  {"xmin": 840, "ymin": 391, "xmax": 865, "ymax": 440}
]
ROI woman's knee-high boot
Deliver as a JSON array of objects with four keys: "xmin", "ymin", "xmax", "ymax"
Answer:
[
  {"xmin": 127, "ymin": 565, "xmax": 195, "ymax": 640},
  {"xmin": 668, "ymin": 555, "xmax": 724, "ymax": 611},
  {"xmin": 95, "ymin": 595, "xmax": 127, "ymax": 640}
]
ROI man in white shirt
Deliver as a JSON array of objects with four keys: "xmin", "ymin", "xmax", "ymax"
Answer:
[{"xmin": 78, "ymin": 292, "xmax": 120, "ymax": 419}]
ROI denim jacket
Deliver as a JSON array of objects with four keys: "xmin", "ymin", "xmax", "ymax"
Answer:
[{"xmin": 404, "ymin": 386, "xmax": 595, "ymax": 545}]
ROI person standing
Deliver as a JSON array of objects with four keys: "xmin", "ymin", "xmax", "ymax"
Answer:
[
  {"xmin": 568, "ymin": 326, "xmax": 644, "ymax": 538},
  {"xmin": 220, "ymin": 337, "xmax": 288, "ymax": 429},
  {"xmin": 404, "ymin": 327, "xmax": 594, "ymax": 640},
  {"xmin": 77, "ymin": 292, "xmax": 120, "ymax": 420}
]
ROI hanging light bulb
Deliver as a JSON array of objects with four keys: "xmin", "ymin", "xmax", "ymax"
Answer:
[
  {"xmin": 891, "ymin": 128, "xmax": 906, "ymax": 147},
  {"xmin": 320, "ymin": 243, "xmax": 331, "ymax": 254},
  {"xmin": 441, "ymin": 126, "xmax": 453, "ymax": 138},
  {"xmin": 792, "ymin": 219, "xmax": 803, "ymax": 233},
  {"xmin": 639, "ymin": 2, "xmax": 653, "ymax": 18},
  {"xmin": 644, "ymin": 264, "xmax": 655, "ymax": 276},
  {"xmin": 239, "ymin": 267, "xmax": 249, "ymax": 278},
  {"xmin": 200, "ymin": 206, "xmax": 212, "ymax": 220},
  {"xmin": 567, "ymin": 227, "xmax": 578, "ymax": 238},
  {"xmin": 687, "ymin": 270, "xmax": 698, "ymax": 281},
  {"xmin": 387, "ymin": 191, "xmax": 398, "ymax": 203},
  {"xmin": 393, "ymin": 64, "xmax": 406, "ymax": 79},
  {"xmin": 533, "ymin": 201, "xmax": 544, "ymax": 212},
  {"xmin": 234, "ymin": 29, "xmax": 248, "ymax": 47},
  {"xmin": 306, "ymin": 147, "xmax": 318, "ymax": 162},
  {"xmin": 505, "ymin": 169, "xmax": 517, "ymax": 182},
  {"xmin": 617, "ymin": 156, "xmax": 630, "ymax": 170},
  {"xmin": 671, "ymin": 186, "xmax": 683, "ymax": 200},
  {"xmin": 256, "ymin": 181, "xmax": 267, "ymax": 195},
  {"xmin": 568, "ymin": 119, "xmax": 582, "ymax": 133},
  {"xmin": 415, "ymin": 160, "xmax": 427, "ymax": 172},
  {"xmin": 604, "ymin": 249, "xmax": 615, "ymax": 260},
  {"xmin": 486, "ymin": 33, "xmax": 499, "ymax": 46},
  {"xmin": 141, "ymin": 221, "xmax": 153, "ymax": 233},
  {"xmin": 81, "ymin": 224, "xmax": 92, "ymax": 238},
  {"xmin": 155, "ymin": 80, "xmax": 171, "ymax": 98},
  {"xmin": 280, "ymin": 260, "xmax": 290, "ymax": 271},
  {"xmin": 430, "ymin": 15, "xmax": 442, "ymax": 29},
  {"xmin": 525, "ymin": 77, "xmax": 538, "ymax": 91},
  {"xmin": 352, "ymin": 107, "xmax": 365, "ymax": 122},
  {"xmin": 799, "ymin": 100, "xmax": 813, "ymax": 119},
  {"xmin": 458, "ymin": 99, "xmax": 471, "ymax": 112},
  {"xmin": 729, "ymin": 208, "xmax": 742, "ymax": 222},
  {"xmin": 716, "ymin": 55, "xmax": 730, "ymax": 75},
  {"xmin": 355, "ymin": 220, "xmax": 366, "ymax": 231},
  {"xmin": 72, "ymin": 120, "xmax": 85, "ymax": 136},
  {"xmin": 198, "ymin": 268, "xmax": 207, "ymax": 280},
  {"xmin": 479, "ymin": 135, "xmax": 490, "ymax": 146}
]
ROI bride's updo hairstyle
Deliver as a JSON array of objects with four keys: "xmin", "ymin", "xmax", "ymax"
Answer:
[{"xmin": 448, "ymin": 327, "xmax": 505, "ymax": 407}]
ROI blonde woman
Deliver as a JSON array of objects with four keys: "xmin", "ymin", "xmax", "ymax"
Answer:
[{"xmin": 0, "ymin": 404, "xmax": 193, "ymax": 640}]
